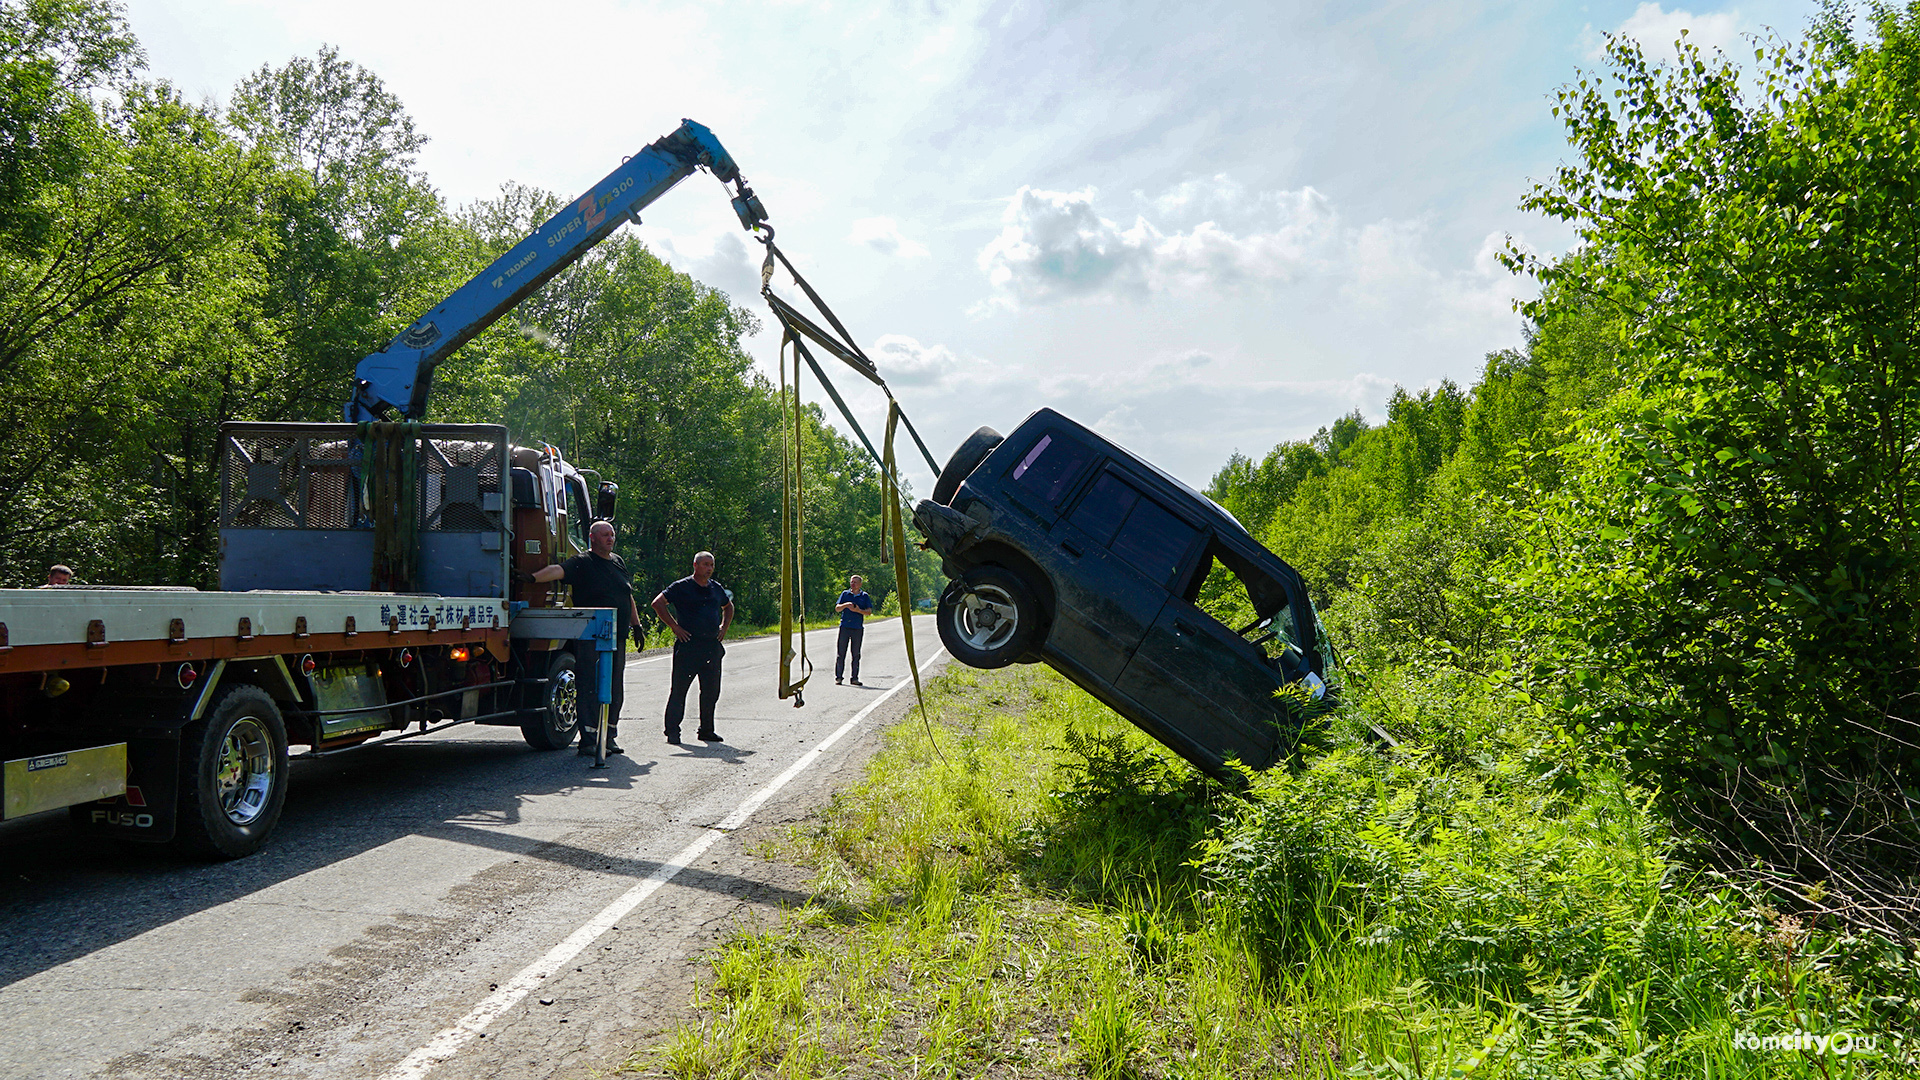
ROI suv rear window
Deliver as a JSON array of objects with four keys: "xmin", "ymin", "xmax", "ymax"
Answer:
[
  {"xmin": 1009, "ymin": 432, "xmax": 1094, "ymax": 506},
  {"xmin": 1071, "ymin": 470, "xmax": 1198, "ymax": 587}
]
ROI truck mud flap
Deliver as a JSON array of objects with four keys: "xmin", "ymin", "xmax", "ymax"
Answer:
[
  {"xmin": 3, "ymin": 743, "xmax": 126, "ymax": 820},
  {"xmin": 74, "ymin": 735, "xmax": 179, "ymax": 844}
]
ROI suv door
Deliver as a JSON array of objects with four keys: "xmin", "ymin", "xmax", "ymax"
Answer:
[
  {"xmin": 1115, "ymin": 530, "xmax": 1289, "ymax": 771},
  {"xmin": 1046, "ymin": 468, "xmax": 1192, "ymax": 683}
]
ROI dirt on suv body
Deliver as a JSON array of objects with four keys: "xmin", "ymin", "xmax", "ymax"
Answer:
[{"xmin": 913, "ymin": 408, "xmax": 1330, "ymax": 780}]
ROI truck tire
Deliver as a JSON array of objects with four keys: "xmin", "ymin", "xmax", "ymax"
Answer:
[
  {"xmin": 931, "ymin": 426, "xmax": 1002, "ymax": 506},
  {"xmin": 938, "ymin": 566, "xmax": 1040, "ymax": 669},
  {"xmin": 520, "ymin": 651, "xmax": 581, "ymax": 750},
  {"xmin": 174, "ymin": 684, "xmax": 289, "ymax": 860}
]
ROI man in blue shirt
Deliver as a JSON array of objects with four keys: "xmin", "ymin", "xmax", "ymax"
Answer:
[
  {"xmin": 652, "ymin": 551, "xmax": 733, "ymax": 744},
  {"xmin": 834, "ymin": 573, "xmax": 874, "ymax": 686}
]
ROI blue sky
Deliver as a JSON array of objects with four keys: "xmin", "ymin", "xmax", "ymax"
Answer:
[{"xmin": 124, "ymin": 0, "xmax": 1821, "ymax": 489}]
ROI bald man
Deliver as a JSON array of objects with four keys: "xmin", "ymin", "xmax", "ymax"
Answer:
[
  {"xmin": 533, "ymin": 520, "xmax": 641, "ymax": 754},
  {"xmin": 652, "ymin": 550, "xmax": 733, "ymax": 745}
]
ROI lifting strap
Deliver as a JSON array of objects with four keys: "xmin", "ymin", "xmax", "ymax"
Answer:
[
  {"xmin": 777, "ymin": 322, "xmax": 811, "ymax": 705},
  {"xmin": 760, "ymin": 236, "xmax": 934, "ymax": 730},
  {"xmin": 759, "ymin": 246, "xmax": 941, "ymax": 476},
  {"xmin": 360, "ymin": 420, "xmax": 421, "ymax": 592},
  {"xmin": 882, "ymin": 399, "xmax": 929, "ymax": 731}
]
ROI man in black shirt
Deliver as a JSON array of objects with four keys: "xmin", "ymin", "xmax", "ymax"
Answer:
[
  {"xmin": 651, "ymin": 550, "xmax": 734, "ymax": 745},
  {"xmin": 533, "ymin": 521, "xmax": 642, "ymax": 754}
]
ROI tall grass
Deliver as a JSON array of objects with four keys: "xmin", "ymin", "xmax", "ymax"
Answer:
[{"xmin": 638, "ymin": 664, "xmax": 1917, "ymax": 1078}]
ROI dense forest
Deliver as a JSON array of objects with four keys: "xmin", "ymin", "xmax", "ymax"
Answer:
[
  {"xmin": 1209, "ymin": 0, "xmax": 1920, "ymax": 933},
  {"xmin": 0, "ymin": 0, "xmax": 938, "ymax": 624}
]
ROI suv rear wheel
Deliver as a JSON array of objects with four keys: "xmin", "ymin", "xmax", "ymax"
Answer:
[{"xmin": 938, "ymin": 566, "xmax": 1040, "ymax": 668}]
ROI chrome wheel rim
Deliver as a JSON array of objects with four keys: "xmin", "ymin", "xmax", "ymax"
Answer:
[
  {"xmin": 952, "ymin": 584, "xmax": 1020, "ymax": 652},
  {"xmin": 550, "ymin": 667, "xmax": 578, "ymax": 729},
  {"xmin": 215, "ymin": 716, "xmax": 275, "ymax": 826}
]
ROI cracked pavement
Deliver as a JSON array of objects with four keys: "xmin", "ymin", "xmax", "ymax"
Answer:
[{"xmin": 0, "ymin": 616, "xmax": 942, "ymax": 1079}]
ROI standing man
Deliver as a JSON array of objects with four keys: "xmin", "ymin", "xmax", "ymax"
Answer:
[
  {"xmin": 41, "ymin": 565, "xmax": 72, "ymax": 587},
  {"xmin": 652, "ymin": 551, "xmax": 733, "ymax": 745},
  {"xmin": 532, "ymin": 521, "xmax": 642, "ymax": 755},
  {"xmin": 834, "ymin": 573, "xmax": 873, "ymax": 686}
]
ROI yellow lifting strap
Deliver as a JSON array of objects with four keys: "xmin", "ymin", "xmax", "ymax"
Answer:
[
  {"xmin": 883, "ymin": 399, "xmax": 931, "ymax": 727},
  {"xmin": 777, "ymin": 326, "xmax": 811, "ymax": 705}
]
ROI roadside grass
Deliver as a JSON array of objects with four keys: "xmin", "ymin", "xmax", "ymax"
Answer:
[{"xmin": 632, "ymin": 664, "xmax": 1918, "ymax": 1078}]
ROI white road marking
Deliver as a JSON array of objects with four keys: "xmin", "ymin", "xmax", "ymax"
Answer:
[{"xmin": 379, "ymin": 642, "xmax": 947, "ymax": 1080}]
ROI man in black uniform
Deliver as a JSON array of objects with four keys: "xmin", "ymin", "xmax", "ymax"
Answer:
[
  {"xmin": 651, "ymin": 550, "xmax": 734, "ymax": 745},
  {"xmin": 532, "ymin": 521, "xmax": 642, "ymax": 754}
]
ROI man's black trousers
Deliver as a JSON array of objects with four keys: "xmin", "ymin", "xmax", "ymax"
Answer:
[
  {"xmin": 581, "ymin": 643, "xmax": 626, "ymax": 740},
  {"xmin": 835, "ymin": 623, "xmax": 864, "ymax": 681},
  {"xmin": 664, "ymin": 640, "xmax": 723, "ymax": 737}
]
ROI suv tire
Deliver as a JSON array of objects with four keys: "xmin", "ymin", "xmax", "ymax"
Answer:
[
  {"xmin": 938, "ymin": 566, "xmax": 1040, "ymax": 668},
  {"xmin": 931, "ymin": 427, "xmax": 1002, "ymax": 506}
]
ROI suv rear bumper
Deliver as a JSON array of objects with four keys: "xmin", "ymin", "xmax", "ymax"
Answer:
[{"xmin": 913, "ymin": 499, "xmax": 985, "ymax": 559}]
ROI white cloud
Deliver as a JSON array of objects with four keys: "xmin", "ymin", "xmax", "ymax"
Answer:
[
  {"xmin": 1588, "ymin": 4, "xmax": 1744, "ymax": 60},
  {"xmin": 852, "ymin": 329, "xmax": 1415, "ymax": 488},
  {"xmin": 640, "ymin": 229, "xmax": 764, "ymax": 306},
  {"xmin": 869, "ymin": 334, "xmax": 960, "ymax": 387},
  {"xmin": 974, "ymin": 182, "xmax": 1340, "ymax": 310},
  {"xmin": 972, "ymin": 178, "xmax": 1528, "ymax": 350},
  {"xmin": 849, "ymin": 217, "xmax": 930, "ymax": 258}
]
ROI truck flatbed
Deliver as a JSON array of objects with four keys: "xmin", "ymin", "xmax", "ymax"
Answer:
[{"xmin": 0, "ymin": 588, "xmax": 510, "ymax": 674}]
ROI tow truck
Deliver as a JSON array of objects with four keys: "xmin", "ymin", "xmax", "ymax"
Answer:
[{"xmin": 0, "ymin": 119, "xmax": 775, "ymax": 858}]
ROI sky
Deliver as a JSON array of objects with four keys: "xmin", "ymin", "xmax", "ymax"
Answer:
[{"xmin": 122, "ymin": 0, "xmax": 1822, "ymax": 491}]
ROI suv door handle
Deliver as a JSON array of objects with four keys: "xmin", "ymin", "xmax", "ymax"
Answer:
[
  {"xmin": 1173, "ymin": 619, "xmax": 1200, "ymax": 636},
  {"xmin": 1058, "ymin": 539, "xmax": 1082, "ymax": 557}
]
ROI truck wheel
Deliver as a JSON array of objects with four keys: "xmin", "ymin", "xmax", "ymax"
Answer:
[
  {"xmin": 520, "ymin": 651, "xmax": 581, "ymax": 750},
  {"xmin": 931, "ymin": 426, "xmax": 1002, "ymax": 506},
  {"xmin": 938, "ymin": 566, "xmax": 1040, "ymax": 669},
  {"xmin": 174, "ymin": 684, "xmax": 289, "ymax": 860}
]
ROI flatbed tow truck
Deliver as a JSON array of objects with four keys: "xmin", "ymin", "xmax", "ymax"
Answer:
[{"xmin": 0, "ymin": 119, "xmax": 777, "ymax": 857}]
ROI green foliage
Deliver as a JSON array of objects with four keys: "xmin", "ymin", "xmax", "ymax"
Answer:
[
  {"xmin": 0, "ymin": 0, "xmax": 140, "ymax": 257},
  {"xmin": 0, "ymin": 39, "xmax": 278, "ymax": 585},
  {"xmin": 230, "ymin": 44, "xmax": 463, "ymax": 422},
  {"xmin": 1506, "ymin": 10, "xmax": 1920, "ymax": 798},
  {"xmin": 652, "ymin": 665, "xmax": 1918, "ymax": 1079}
]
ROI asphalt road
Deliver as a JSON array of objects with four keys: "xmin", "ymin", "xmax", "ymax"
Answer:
[{"xmin": 0, "ymin": 615, "xmax": 945, "ymax": 1080}]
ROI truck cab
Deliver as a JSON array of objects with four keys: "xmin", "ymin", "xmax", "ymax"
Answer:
[{"xmin": 508, "ymin": 444, "xmax": 616, "ymax": 609}]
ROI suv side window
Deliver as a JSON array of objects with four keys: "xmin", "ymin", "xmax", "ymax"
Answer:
[
  {"xmin": 1069, "ymin": 471, "xmax": 1136, "ymax": 544},
  {"xmin": 1071, "ymin": 470, "xmax": 1198, "ymax": 588},
  {"xmin": 1009, "ymin": 431, "xmax": 1094, "ymax": 506}
]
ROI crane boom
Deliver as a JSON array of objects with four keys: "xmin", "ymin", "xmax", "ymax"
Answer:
[{"xmin": 344, "ymin": 119, "xmax": 769, "ymax": 422}]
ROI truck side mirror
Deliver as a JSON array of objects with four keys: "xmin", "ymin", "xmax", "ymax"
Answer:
[{"xmin": 595, "ymin": 481, "xmax": 618, "ymax": 522}]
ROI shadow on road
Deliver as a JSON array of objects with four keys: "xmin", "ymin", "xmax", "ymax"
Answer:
[{"xmin": 0, "ymin": 730, "xmax": 769, "ymax": 989}]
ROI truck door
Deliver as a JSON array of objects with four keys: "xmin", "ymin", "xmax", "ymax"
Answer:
[{"xmin": 1115, "ymin": 531, "xmax": 1287, "ymax": 771}]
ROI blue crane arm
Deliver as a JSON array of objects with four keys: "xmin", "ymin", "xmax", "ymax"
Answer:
[{"xmin": 345, "ymin": 119, "xmax": 769, "ymax": 421}]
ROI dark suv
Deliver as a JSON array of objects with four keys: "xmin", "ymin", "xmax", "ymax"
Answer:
[{"xmin": 913, "ymin": 409, "xmax": 1329, "ymax": 779}]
